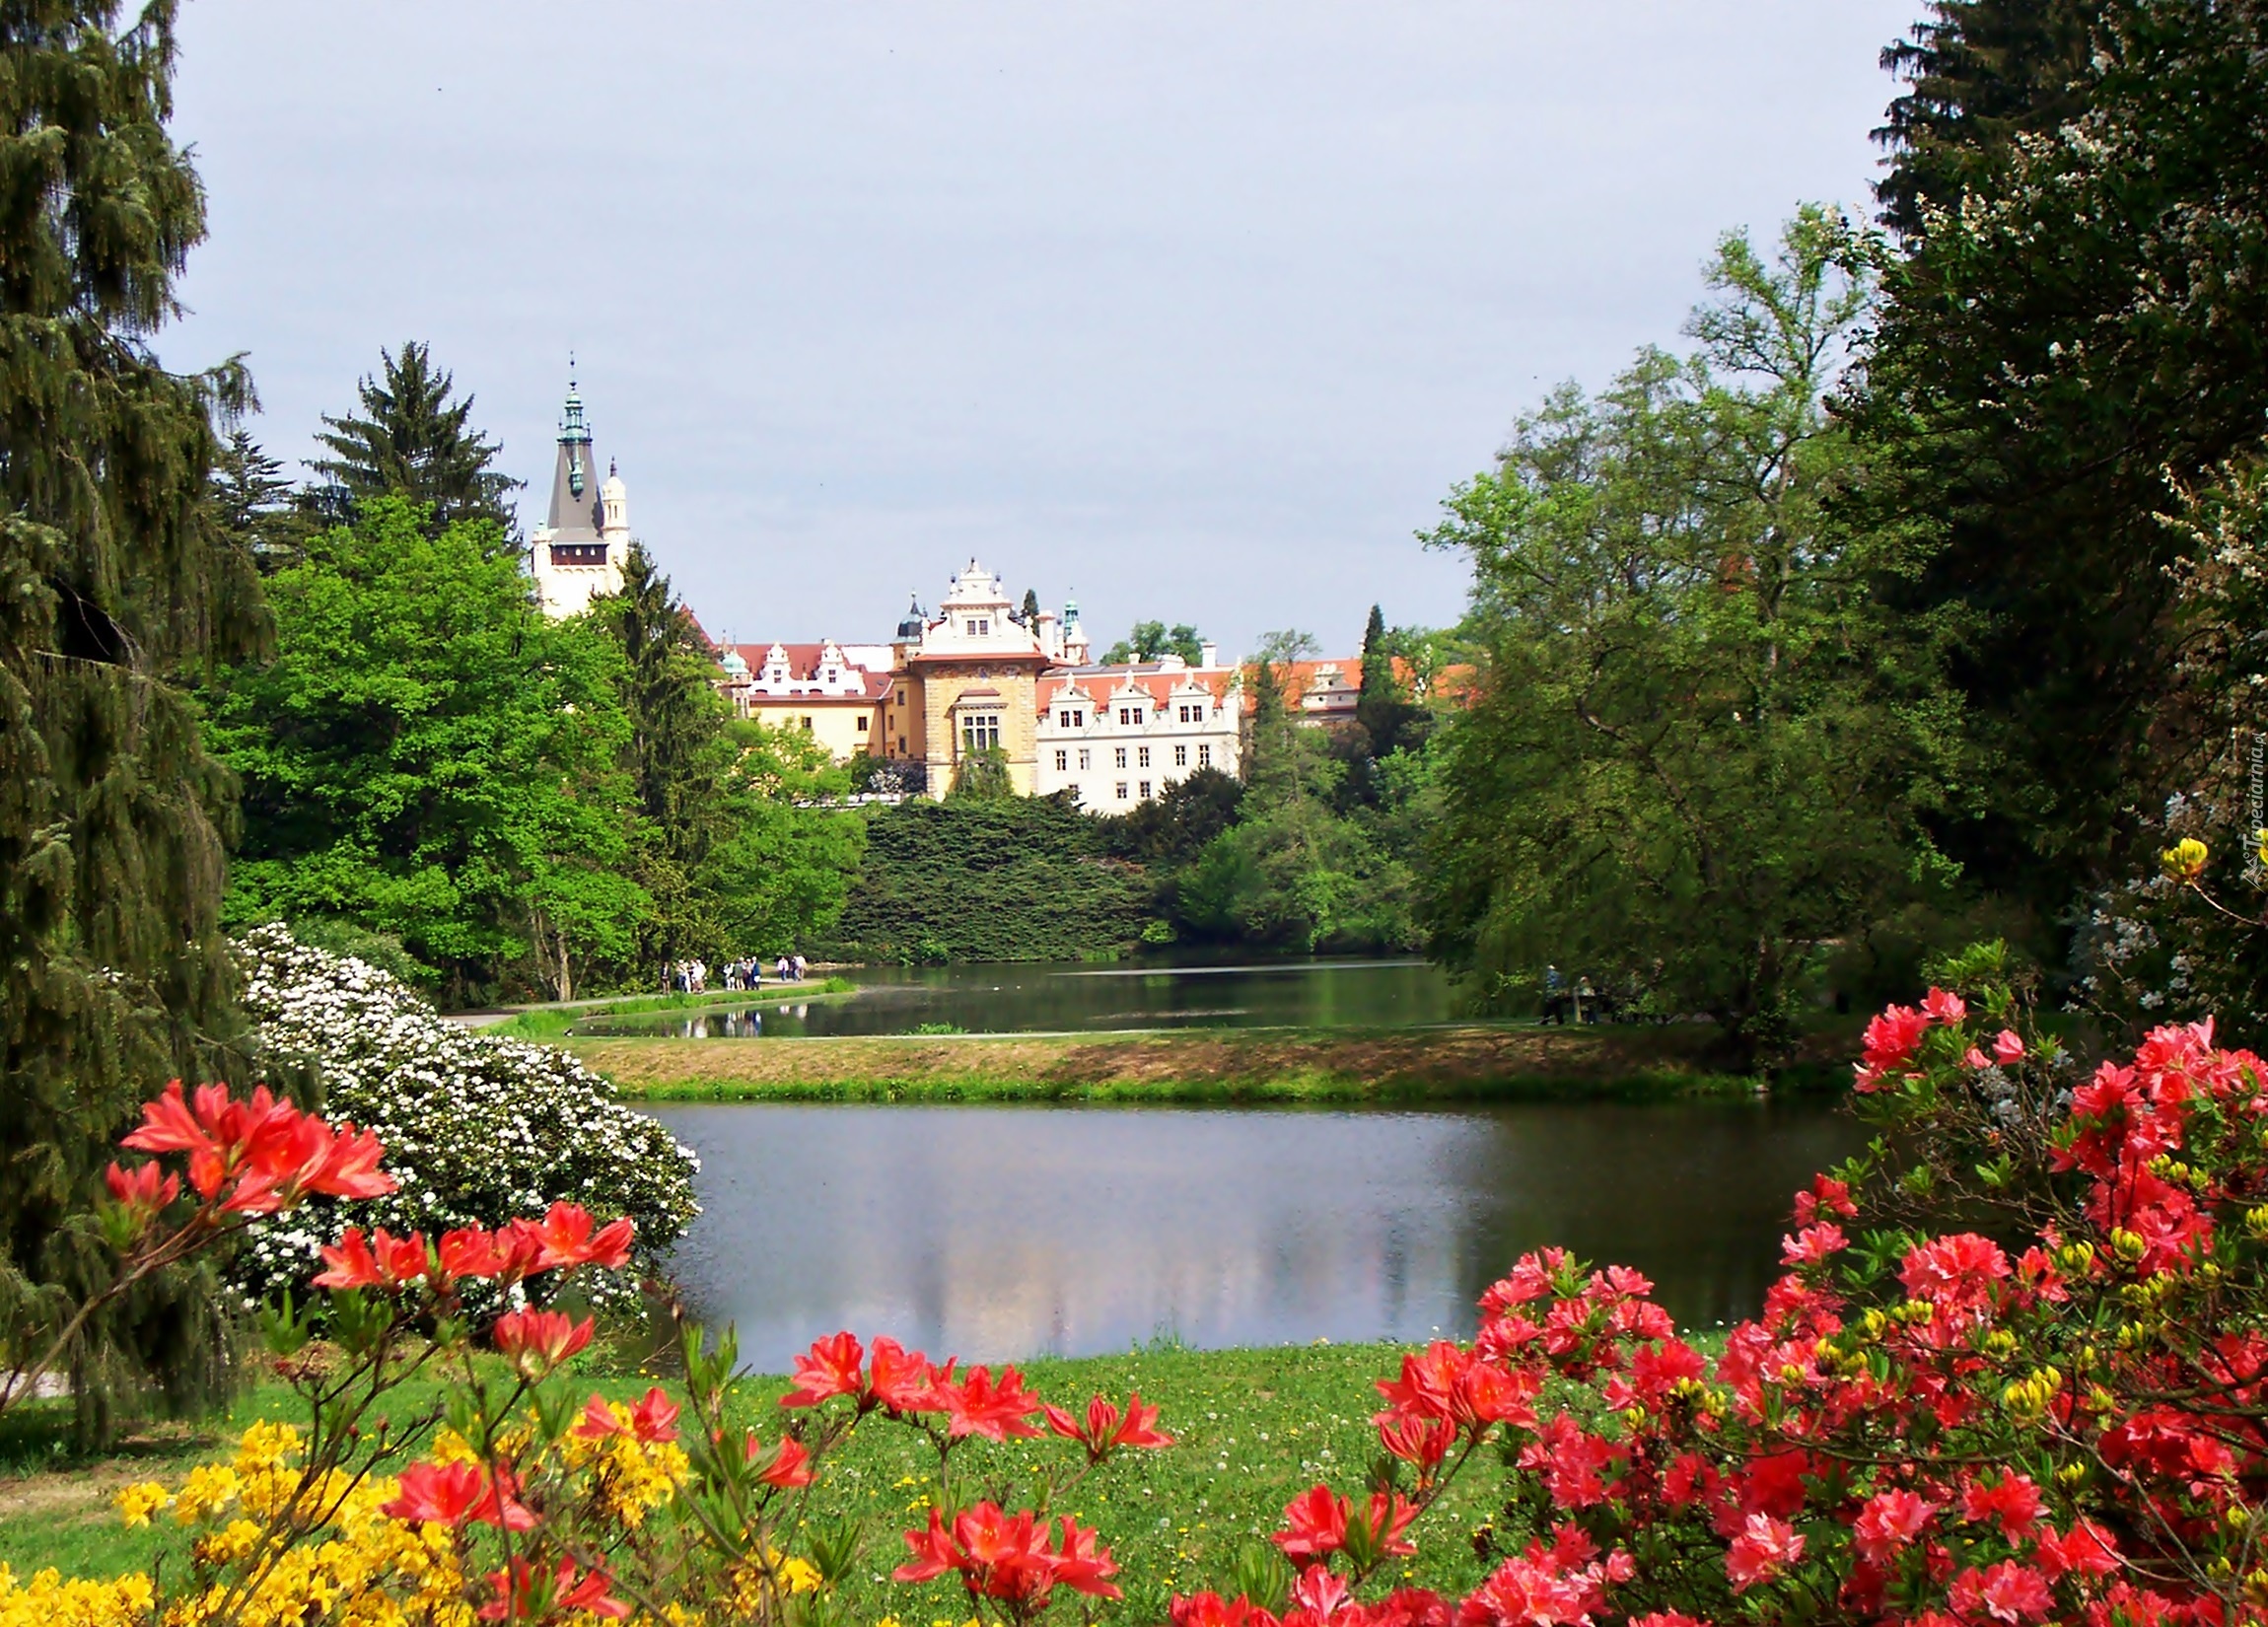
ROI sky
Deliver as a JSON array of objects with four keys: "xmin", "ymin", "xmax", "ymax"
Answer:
[{"xmin": 163, "ymin": 1, "xmax": 1925, "ymax": 659}]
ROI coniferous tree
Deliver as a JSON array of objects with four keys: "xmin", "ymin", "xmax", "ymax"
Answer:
[
  {"xmin": 0, "ymin": 0, "xmax": 264, "ymax": 1442},
  {"xmin": 209, "ymin": 428, "xmax": 306, "ymax": 572},
  {"xmin": 307, "ymin": 341, "xmax": 521, "ymax": 539},
  {"xmin": 590, "ymin": 542, "xmax": 735, "ymax": 974}
]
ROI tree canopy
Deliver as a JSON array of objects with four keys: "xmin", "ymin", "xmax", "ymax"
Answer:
[
  {"xmin": 307, "ymin": 341, "xmax": 522, "ymax": 538},
  {"xmin": 1423, "ymin": 210, "xmax": 1952, "ymax": 1063},
  {"xmin": 1101, "ymin": 620, "xmax": 1204, "ymax": 667}
]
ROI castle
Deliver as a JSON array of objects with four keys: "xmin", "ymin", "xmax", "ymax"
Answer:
[
  {"xmin": 523, "ymin": 380, "xmax": 1247, "ymax": 806},
  {"xmin": 528, "ymin": 377, "xmax": 628, "ymax": 618},
  {"xmin": 717, "ymin": 560, "xmax": 1245, "ymax": 804}
]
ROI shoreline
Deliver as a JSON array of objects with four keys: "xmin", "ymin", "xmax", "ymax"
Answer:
[{"xmin": 569, "ymin": 1023, "xmax": 1828, "ymax": 1103}]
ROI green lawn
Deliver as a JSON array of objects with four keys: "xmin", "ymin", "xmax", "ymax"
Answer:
[{"xmin": 0, "ymin": 1342, "xmax": 1505, "ymax": 1618}]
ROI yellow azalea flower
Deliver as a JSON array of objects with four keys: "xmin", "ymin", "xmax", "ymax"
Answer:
[
  {"xmin": 232, "ymin": 1418, "xmax": 303, "ymax": 1476},
  {"xmin": 172, "ymin": 1462, "xmax": 241, "ymax": 1523},
  {"xmin": 2162, "ymin": 836, "xmax": 2210, "ymax": 881},
  {"xmin": 113, "ymin": 1481, "xmax": 169, "ymax": 1528}
]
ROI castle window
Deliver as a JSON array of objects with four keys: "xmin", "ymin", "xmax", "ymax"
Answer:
[
  {"xmin": 1114, "ymin": 747, "xmax": 1127, "ymax": 769},
  {"xmin": 1078, "ymin": 748, "xmax": 1092, "ymax": 770},
  {"xmin": 961, "ymin": 714, "xmax": 1001, "ymax": 753},
  {"xmin": 1139, "ymin": 781, "xmax": 1152, "ymax": 799},
  {"xmin": 1074, "ymin": 709, "xmax": 1085, "ymax": 727},
  {"xmin": 1137, "ymin": 746, "xmax": 1151, "ymax": 768},
  {"xmin": 801, "ymin": 717, "xmax": 815, "ymax": 731},
  {"xmin": 1058, "ymin": 709, "xmax": 1074, "ymax": 728},
  {"xmin": 1054, "ymin": 749, "xmax": 1068, "ymax": 771},
  {"xmin": 969, "ymin": 618, "xmax": 990, "ymax": 636},
  {"xmin": 1198, "ymin": 744, "xmax": 1212, "ymax": 767},
  {"xmin": 1114, "ymin": 782, "xmax": 1128, "ymax": 801},
  {"xmin": 856, "ymin": 715, "xmax": 869, "ymax": 732},
  {"xmin": 1174, "ymin": 744, "xmax": 1188, "ymax": 767}
]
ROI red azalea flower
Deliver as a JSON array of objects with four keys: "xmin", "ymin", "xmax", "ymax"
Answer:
[
  {"xmin": 1948, "ymin": 1561, "xmax": 2053, "ymax": 1624},
  {"xmin": 895, "ymin": 1503, "xmax": 1117, "ymax": 1604},
  {"xmin": 314, "ymin": 1227, "xmax": 430, "ymax": 1291},
  {"xmin": 937, "ymin": 1364, "xmax": 1044, "ymax": 1441},
  {"xmin": 1041, "ymin": 1391, "xmax": 1173, "ymax": 1461},
  {"xmin": 1900, "ymin": 1233, "xmax": 2011, "ymax": 1315},
  {"xmin": 1780, "ymin": 1223, "xmax": 1847, "ymax": 1266},
  {"xmin": 867, "ymin": 1335, "xmax": 942, "ymax": 1412},
  {"xmin": 103, "ymin": 1161, "xmax": 178, "ymax": 1229},
  {"xmin": 780, "ymin": 1331, "xmax": 865, "ymax": 1407},
  {"xmin": 1959, "ymin": 1472, "xmax": 2043, "ymax": 1539},
  {"xmin": 1852, "ymin": 1489, "xmax": 1936, "ymax": 1566},
  {"xmin": 1860, "ymin": 1004, "xmax": 1931, "ymax": 1072},
  {"xmin": 1273, "ymin": 1485, "xmax": 1350, "ymax": 1561},
  {"xmin": 1172, "ymin": 1593, "xmax": 1283, "ymax": 1627},
  {"xmin": 517, "ymin": 1201, "xmax": 635, "ymax": 1272},
  {"xmin": 490, "ymin": 1308, "xmax": 594, "ymax": 1375},
  {"xmin": 229, "ymin": 1111, "xmax": 394, "ymax": 1214},
  {"xmin": 1993, "ymin": 1028, "xmax": 2025, "ymax": 1063},
  {"xmin": 383, "ymin": 1459, "xmax": 535, "ymax": 1530},
  {"xmin": 1792, "ymin": 1174, "xmax": 1857, "ymax": 1224},
  {"xmin": 745, "ymin": 1432, "xmax": 814, "ymax": 1489},
  {"xmin": 1377, "ymin": 1412, "xmax": 1457, "ymax": 1469},
  {"xmin": 1921, "ymin": 986, "xmax": 1967, "ymax": 1025},
  {"xmin": 1725, "ymin": 1514, "xmax": 1803, "ymax": 1592},
  {"xmin": 479, "ymin": 1558, "xmax": 630, "ymax": 1622}
]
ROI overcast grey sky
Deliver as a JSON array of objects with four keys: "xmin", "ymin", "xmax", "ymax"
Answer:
[{"xmin": 163, "ymin": 2, "xmax": 1922, "ymax": 658}]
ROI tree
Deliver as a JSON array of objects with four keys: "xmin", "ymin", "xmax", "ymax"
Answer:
[
  {"xmin": 0, "ymin": 0, "xmax": 266, "ymax": 1442},
  {"xmin": 205, "ymin": 498, "xmax": 645, "ymax": 1002},
  {"xmin": 1020, "ymin": 588, "xmax": 1040, "ymax": 624},
  {"xmin": 1101, "ymin": 620, "xmax": 1203, "ymax": 667},
  {"xmin": 589, "ymin": 541, "xmax": 733, "ymax": 978},
  {"xmin": 710, "ymin": 722, "xmax": 867, "ymax": 956},
  {"xmin": 307, "ymin": 342, "xmax": 522, "ymax": 538},
  {"xmin": 209, "ymin": 429, "xmax": 308, "ymax": 572},
  {"xmin": 1425, "ymin": 211, "xmax": 1949, "ymax": 1065},
  {"xmin": 1355, "ymin": 602, "xmax": 1424, "ymax": 763},
  {"xmin": 1872, "ymin": 0, "xmax": 2097, "ymax": 237},
  {"xmin": 1855, "ymin": 0, "xmax": 2268, "ymax": 920}
]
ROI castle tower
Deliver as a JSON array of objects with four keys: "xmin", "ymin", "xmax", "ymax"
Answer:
[{"xmin": 530, "ymin": 375, "xmax": 627, "ymax": 617}]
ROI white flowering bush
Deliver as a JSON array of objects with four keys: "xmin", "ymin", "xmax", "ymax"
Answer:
[{"xmin": 229, "ymin": 923, "xmax": 699, "ymax": 1309}]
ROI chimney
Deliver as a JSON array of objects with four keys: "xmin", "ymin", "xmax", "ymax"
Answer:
[{"xmin": 1199, "ymin": 640, "xmax": 1219, "ymax": 669}]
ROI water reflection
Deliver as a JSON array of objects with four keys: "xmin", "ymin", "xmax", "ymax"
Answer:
[
  {"xmin": 652, "ymin": 1101, "xmax": 1862, "ymax": 1372},
  {"xmin": 581, "ymin": 958, "xmax": 1454, "ymax": 1038}
]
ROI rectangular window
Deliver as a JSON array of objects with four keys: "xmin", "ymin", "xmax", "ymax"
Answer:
[
  {"xmin": 801, "ymin": 716, "xmax": 815, "ymax": 731},
  {"xmin": 1115, "ymin": 782, "xmax": 1129, "ymax": 801},
  {"xmin": 1114, "ymin": 747, "xmax": 1128, "ymax": 769},
  {"xmin": 1198, "ymin": 744, "xmax": 1211, "ymax": 767},
  {"xmin": 1054, "ymin": 749, "xmax": 1068, "ymax": 771},
  {"xmin": 961, "ymin": 715, "xmax": 1000, "ymax": 752},
  {"xmin": 1078, "ymin": 748, "xmax": 1091, "ymax": 770},
  {"xmin": 856, "ymin": 715, "xmax": 869, "ymax": 732},
  {"xmin": 1137, "ymin": 746, "xmax": 1151, "ymax": 767},
  {"xmin": 1178, "ymin": 704, "xmax": 1193, "ymax": 723},
  {"xmin": 1139, "ymin": 781, "xmax": 1152, "ymax": 799},
  {"xmin": 1174, "ymin": 744, "xmax": 1188, "ymax": 766},
  {"xmin": 970, "ymin": 618, "xmax": 989, "ymax": 636},
  {"xmin": 1075, "ymin": 710, "xmax": 1085, "ymax": 727},
  {"xmin": 1058, "ymin": 709, "xmax": 1074, "ymax": 728}
]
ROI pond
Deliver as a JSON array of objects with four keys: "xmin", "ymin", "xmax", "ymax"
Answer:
[
  {"xmin": 651, "ymin": 1099, "xmax": 1862, "ymax": 1373},
  {"xmin": 581, "ymin": 957, "xmax": 1455, "ymax": 1038}
]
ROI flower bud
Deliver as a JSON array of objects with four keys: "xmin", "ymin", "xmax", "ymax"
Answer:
[{"xmin": 2109, "ymin": 1228, "xmax": 2147, "ymax": 1264}]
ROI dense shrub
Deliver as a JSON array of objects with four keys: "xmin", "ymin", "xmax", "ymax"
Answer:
[
  {"xmin": 228, "ymin": 925, "xmax": 698, "ymax": 1307},
  {"xmin": 817, "ymin": 796, "xmax": 1148, "ymax": 962}
]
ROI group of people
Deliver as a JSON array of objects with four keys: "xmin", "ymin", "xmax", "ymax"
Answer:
[
  {"xmin": 1538, "ymin": 963, "xmax": 1614, "ymax": 1026},
  {"xmin": 664, "ymin": 954, "xmax": 814, "ymax": 995}
]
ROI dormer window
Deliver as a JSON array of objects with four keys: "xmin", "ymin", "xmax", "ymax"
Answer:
[{"xmin": 967, "ymin": 617, "xmax": 990, "ymax": 637}]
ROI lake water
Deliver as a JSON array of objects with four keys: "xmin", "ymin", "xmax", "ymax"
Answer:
[
  {"xmin": 583, "ymin": 957, "xmax": 1455, "ymax": 1038},
  {"xmin": 651, "ymin": 1100, "xmax": 1861, "ymax": 1372}
]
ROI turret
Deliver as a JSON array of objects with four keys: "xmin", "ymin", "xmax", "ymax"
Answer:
[{"xmin": 601, "ymin": 460, "xmax": 628, "ymax": 541}]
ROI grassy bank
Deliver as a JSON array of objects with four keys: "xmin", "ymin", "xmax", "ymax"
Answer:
[
  {"xmin": 0, "ymin": 1342, "xmax": 1504, "ymax": 1618},
  {"xmin": 568, "ymin": 1022, "xmax": 1796, "ymax": 1103}
]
